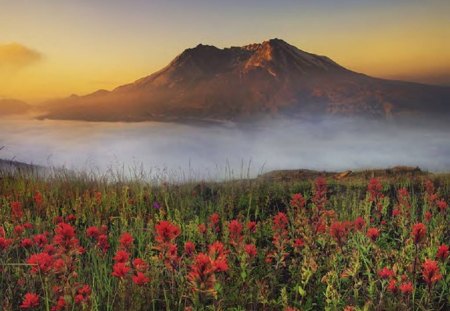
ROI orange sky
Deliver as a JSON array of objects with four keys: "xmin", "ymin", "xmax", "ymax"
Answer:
[{"xmin": 1, "ymin": 1, "xmax": 449, "ymax": 103}]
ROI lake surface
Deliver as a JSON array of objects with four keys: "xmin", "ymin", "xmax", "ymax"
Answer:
[{"xmin": 1, "ymin": 116, "xmax": 450, "ymax": 180}]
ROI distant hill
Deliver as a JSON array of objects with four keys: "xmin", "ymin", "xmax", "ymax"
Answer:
[
  {"xmin": 40, "ymin": 39, "xmax": 450, "ymax": 122},
  {"xmin": 0, "ymin": 98, "xmax": 31, "ymax": 116}
]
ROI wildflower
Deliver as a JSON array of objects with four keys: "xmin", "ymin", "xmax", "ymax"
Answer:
[
  {"xmin": 188, "ymin": 253, "xmax": 217, "ymax": 296},
  {"xmin": 14, "ymin": 225, "xmax": 25, "ymax": 236},
  {"xmin": 290, "ymin": 193, "xmax": 306, "ymax": 209},
  {"xmin": 75, "ymin": 284, "xmax": 91, "ymax": 304},
  {"xmin": 247, "ymin": 221, "xmax": 257, "ymax": 233},
  {"xmin": 354, "ymin": 217, "xmax": 365, "ymax": 231},
  {"xmin": 33, "ymin": 234, "xmax": 48, "ymax": 248},
  {"xmin": 392, "ymin": 208, "xmax": 401, "ymax": 217},
  {"xmin": 34, "ymin": 191, "xmax": 43, "ymax": 206},
  {"xmin": 330, "ymin": 221, "xmax": 348, "ymax": 245},
  {"xmin": 228, "ymin": 220, "xmax": 243, "ymax": 245},
  {"xmin": 0, "ymin": 237, "xmax": 13, "ymax": 251},
  {"xmin": 66, "ymin": 214, "xmax": 76, "ymax": 223},
  {"xmin": 399, "ymin": 282, "xmax": 413, "ymax": 295},
  {"xmin": 20, "ymin": 293, "xmax": 40, "ymax": 309},
  {"xmin": 313, "ymin": 177, "xmax": 328, "ymax": 210},
  {"xmin": 209, "ymin": 213, "xmax": 220, "ymax": 232},
  {"xmin": 425, "ymin": 211, "xmax": 432, "ymax": 222},
  {"xmin": 153, "ymin": 201, "xmax": 161, "ymax": 210},
  {"xmin": 113, "ymin": 250, "xmax": 130, "ymax": 263},
  {"xmin": 273, "ymin": 212, "xmax": 288, "ymax": 231},
  {"xmin": 155, "ymin": 221, "xmax": 180, "ymax": 244},
  {"xmin": 436, "ymin": 244, "xmax": 449, "ymax": 261},
  {"xmin": 97, "ymin": 234, "xmax": 110, "ymax": 253},
  {"xmin": 387, "ymin": 279, "xmax": 397, "ymax": 293},
  {"xmin": 184, "ymin": 241, "xmax": 196, "ymax": 256},
  {"xmin": 367, "ymin": 227, "xmax": 380, "ymax": 241},
  {"xmin": 436, "ymin": 199, "xmax": 448, "ymax": 213},
  {"xmin": 133, "ymin": 258, "xmax": 149, "ymax": 272},
  {"xmin": 132, "ymin": 272, "xmax": 150, "ymax": 286},
  {"xmin": 52, "ymin": 296, "xmax": 66, "ymax": 311},
  {"xmin": 244, "ymin": 244, "xmax": 257, "ymax": 258},
  {"xmin": 368, "ymin": 178, "xmax": 383, "ymax": 202},
  {"xmin": 119, "ymin": 232, "xmax": 134, "ymax": 250},
  {"xmin": 422, "ymin": 259, "xmax": 442, "ymax": 287},
  {"xmin": 27, "ymin": 252, "xmax": 53, "ymax": 274},
  {"xmin": 198, "ymin": 223, "xmax": 207, "ymax": 234},
  {"xmin": 112, "ymin": 262, "xmax": 130, "ymax": 278},
  {"xmin": 378, "ymin": 267, "xmax": 395, "ymax": 279},
  {"xmin": 293, "ymin": 238, "xmax": 304, "ymax": 248},
  {"xmin": 11, "ymin": 201, "xmax": 24, "ymax": 221},
  {"xmin": 411, "ymin": 223, "xmax": 426, "ymax": 244},
  {"xmin": 86, "ymin": 226, "xmax": 100, "ymax": 239},
  {"xmin": 21, "ymin": 238, "xmax": 34, "ymax": 248}
]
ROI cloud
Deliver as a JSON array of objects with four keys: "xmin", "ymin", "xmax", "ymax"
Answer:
[{"xmin": 0, "ymin": 43, "xmax": 42, "ymax": 70}]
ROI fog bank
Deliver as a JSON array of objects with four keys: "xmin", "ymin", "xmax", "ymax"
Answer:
[{"xmin": 1, "ymin": 116, "xmax": 449, "ymax": 180}]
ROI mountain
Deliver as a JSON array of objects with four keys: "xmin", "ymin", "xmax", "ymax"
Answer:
[
  {"xmin": 40, "ymin": 39, "xmax": 450, "ymax": 122},
  {"xmin": 0, "ymin": 98, "xmax": 31, "ymax": 116}
]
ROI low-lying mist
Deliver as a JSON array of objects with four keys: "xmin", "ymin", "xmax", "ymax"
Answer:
[{"xmin": 1, "ymin": 115, "xmax": 450, "ymax": 180}]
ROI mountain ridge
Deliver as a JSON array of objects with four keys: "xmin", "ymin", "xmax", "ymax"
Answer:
[{"xmin": 40, "ymin": 38, "xmax": 450, "ymax": 122}]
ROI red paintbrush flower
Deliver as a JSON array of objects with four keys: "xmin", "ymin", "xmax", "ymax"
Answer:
[
  {"xmin": 273, "ymin": 212, "xmax": 288, "ymax": 232},
  {"xmin": 20, "ymin": 293, "xmax": 40, "ymax": 309},
  {"xmin": 86, "ymin": 226, "xmax": 100, "ymax": 239},
  {"xmin": 113, "ymin": 250, "xmax": 130, "ymax": 263},
  {"xmin": 354, "ymin": 217, "xmax": 365, "ymax": 231},
  {"xmin": 330, "ymin": 221, "xmax": 348, "ymax": 245},
  {"xmin": 399, "ymin": 282, "xmax": 413, "ymax": 295},
  {"xmin": 367, "ymin": 227, "xmax": 380, "ymax": 241},
  {"xmin": 132, "ymin": 272, "xmax": 150, "ymax": 286},
  {"xmin": 132, "ymin": 258, "xmax": 149, "ymax": 272},
  {"xmin": 244, "ymin": 244, "xmax": 257, "ymax": 258},
  {"xmin": 290, "ymin": 193, "xmax": 306, "ymax": 209},
  {"xmin": 27, "ymin": 252, "xmax": 53, "ymax": 274},
  {"xmin": 119, "ymin": 232, "xmax": 134, "ymax": 250},
  {"xmin": 422, "ymin": 259, "xmax": 442, "ymax": 287},
  {"xmin": 184, "ymin": 241, "xmax": 196, "ymax": 256},
  {"xmin": 155, "ymin": 221, "xmax": 180, "ymax": 244},
  {"xmin": 378, "ymin": 267, "xmax": 395, "ymax": 279},
  {"xmin": 368, "ymin": 178, "xmax": 383, "ymax": 202},
  {"xmin": 112, "ymin": 262, "xmax": 130, "ymax": 278},
  {"xmin": 228, "ymin": 220, "xmax": 243, "ymax": 245},
  {"xmin": 411, "ymin": 223, "xmax": 426, "ymax": 244},
  {"xmin": 247, "ymin": 221, "xmax": 257, "ymax": 233},
  {"xmin": 0, "ymin": 237, "xmax": 13, "ymax": 251},
  {"xmin": 436, "ymin": 199, "xmax": 448, "ymax": 213},
  {"xmin": 209, "ymin": 213, "xmax": 220, "ymax": 232},
  {"xmin": 21, "ymin": 238, "xmax": 33, "ymax": 248},
  {"xmin": 436, "ymin": 244, "xmax": 449, "ymax": 261},
  {"xmin": 387, "ymin": 279, "xmax": 397, "ymax": 293},
  {"xmin": 11, "ymin": 201, "xmax": 24, "ymax": 221}
]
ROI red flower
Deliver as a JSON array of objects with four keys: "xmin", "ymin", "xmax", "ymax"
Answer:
[
  {"xmin": 354, "ymin": 217, "xmax": 365, "ymax": 231},
  {"xmin": 155, "ymin": 221, "xmax": 180, "ymax": 244},
  {"xmin": 188, "ymin": 253, "xmax": 217, "ymax": 295},
  {"xmin": 209, "ymin": 213, "xmax": 220, "ymax": 232},
  {"xmin": 14, "ymin": 225, "xmax": 25, "ymax": 236},
  {"xmin": 368, "ymin": 178, "xmax": 383, "ymax": 201},
  {"xmin": 387, "ymin": 279, "xmax": 397, "ymax": 293},
  {"xmin": 436, "ymin": 200, "xmax": 448, "ymax": 213},
  {"xmin": 0, "ymin": 237, "xmax": 13, "ymax": 251},
  {"xmin": 436, "ymin": 244, "xmax": 449, "ymax": 261},
  {"xmin": 132, "ymin": 272, "xmax": 150, "ymax": 286},
  {"xmin": 86, "ymin": 226, "xmax": 100, "ymax": 239},
  {"xmin": 33, "ymin": 234, "xmax": 48, "ymax": 248},
  {"xmin": 425, "ymin": 211, "xmax": 432, "ymax": 222},
  {"xmin": 27, "ymin": 252, "xmax": 53, "ymax": 274},
  {"xmin": 198, "ymin": 223, "xmax": 207, "ymax": 234},
  {"xmin": 133, "ymin": 258, "xmax": 149, "ymax": 272},
  {"xmin": 399, "ymin": 282, "xmax": 413, "ymax": 295},
  {"xmin": 293, "ymin": 238, "xmax": 304, "ymax": 248},
  {"xmin": 52, "ymin": 296, "xmax": 66, "ymax": 310},
  {"xmin": 367, "ymin": 227, "xmax": 380, "ymax": 241},
  {"xmin": 228, "ymin": 220, "xmax": 243, "ymax": 245},
  {"xmin": 75, "ymin": 284, "xmax": 91, "ymax": 304},
  {"xmin": 21, "ymin": 238, "xmax": 34, "ymax": 248},
  {"xmin": 113, "ymin": 250, "xmax": 130, "ymax": 263},
  {"xmin": 244, "ymin": 244, "xmax": 257, "ymax": 258},
  {"xmin": 119, "ymin": 232, "xmax": 134, "ymax": 250},
  {"xmin": 112, "ymin": 262, "xmax": 130, "ymax": 278},
  {"xmin": 273, "ymin": 212, "xmax": 288, "ymax": 231},
  {"xmin": 11, "ymin": 201, "xmax": 24, "ymax": 221},
  {"xmin": 20, "ymin": 293, "xmax": 40, "ymax": 309},
  {"xmin": 290, "ymin": 193, "xmax": 306, "ymax": 209},
  {"xmin": 330, "ymin": 221, "xmax": 348, "ymax": 245},
  {"xmin": 378, "ymin": 267, "xmax": 395, "ymax": 279},
  {"xmin": 247, "ymin": 221, "xmax": 257, "ymax": 233},
  {"xmin": 184, "ymin": 241, "xmax": 196, "ymax": 256},
  {"xmin": 422, "ymin": 259, "xmax": 442, "ymax": 286},
  {"xmin": 34, "ymin": 191, "xmax": 43, "ymax": 206},
  {"xmin": 411, "ymin": 223, "xmax": 426, "ymax": 244},
  {"xmin": 392, "ymin": 209, "xmax": 401, "ymax": 217},
  {"xmin": 97, "ymin": 234, "xmax": 110, "ymax": 253},
  {"xmin": 313, "ymin": 177, "xmax": 328, "ymax": 210}
]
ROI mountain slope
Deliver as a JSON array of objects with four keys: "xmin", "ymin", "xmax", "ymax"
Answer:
[
  {"xmin": 41, "ymin": 39, "xmax": 450, "ymax": 122},
  {"xmin": 0, "ymin": 99, "xmax": 31, "ymax": 116}
]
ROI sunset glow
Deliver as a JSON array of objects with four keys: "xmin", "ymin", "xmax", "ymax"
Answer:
[{"xmin": 1, "ymin": 0, "xmax": 449, "ymax": 102}]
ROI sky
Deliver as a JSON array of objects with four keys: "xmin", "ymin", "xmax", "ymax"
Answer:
[{"xmin": 1, "ymin": 0, "xmax": 450, "ymax": 102}]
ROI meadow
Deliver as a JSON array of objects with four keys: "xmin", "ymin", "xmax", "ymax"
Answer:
[{"xmin": 0, "ymin": 169, "xmax": 448, "ymax": 310}]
